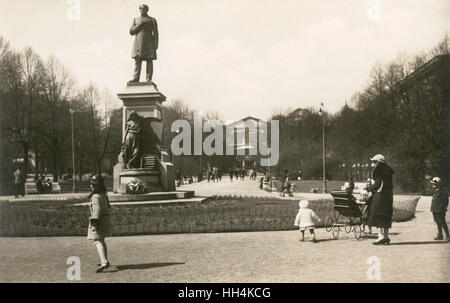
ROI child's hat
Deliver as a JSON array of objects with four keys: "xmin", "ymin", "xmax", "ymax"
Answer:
[
  {"xmin": 299, "ymin": 200, "xmax": 309, "ymax": 208},
  {"xmin": 370, "ymin": 154, "xmax": 385, "ymax": 163},
  {"xmin": 430, "ymin": 177, "xmax": 441, "ymax": 184}
]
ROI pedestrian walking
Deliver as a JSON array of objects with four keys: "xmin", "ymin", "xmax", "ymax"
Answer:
[
  {"xmin": 13, "ymin": 168, "xmax": 24, "ymax": 197},
  {"xmin": 280, "ymin": 170, "xmax": 292, "ymax": 197},
  {"xmin": 430, "ymin": 177, "xmax": 449, "ymax": 241},
  {"xmin": 87, "ymin": 174, "xmax": 112, "ymax": 273}
]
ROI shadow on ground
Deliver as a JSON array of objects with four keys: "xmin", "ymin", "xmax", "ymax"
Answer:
[
  {"xmin": 314, "ymin": 238, "xmax": 337, "ymax": 243},
  {"xmin": 390, "ymin": 241, "xmax": 450, "ymax": 246},
  {"xmin": 105, "ymin": 262, "xmax": 184, "ymax": 272}
]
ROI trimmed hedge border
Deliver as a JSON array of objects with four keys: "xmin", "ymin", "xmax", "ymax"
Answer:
[{"xmin": 0, "ymin": 195, "xmax": 421, "ymax": 237}]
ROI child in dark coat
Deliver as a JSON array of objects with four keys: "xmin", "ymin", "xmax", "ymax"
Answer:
[{"xmin": 430, "ymin": 177, "xmax": 449, "ymax": 241}]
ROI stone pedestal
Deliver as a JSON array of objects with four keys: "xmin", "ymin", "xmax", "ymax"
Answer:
[{"xmin": 113, "ymin": 82, "xmax": 175, "ymax": 194}]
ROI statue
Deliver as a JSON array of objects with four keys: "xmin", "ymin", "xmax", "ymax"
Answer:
[
  {"xmin": 121, "ymin": 111, "xmax": 162, "ymax": 169},
  {"xmin": 129, "ymin": 4, "xmax": 159, "ymax": 83},
  {"xmin": 122, "ymin": 111, "xmax": 143, "ymax": 169}
]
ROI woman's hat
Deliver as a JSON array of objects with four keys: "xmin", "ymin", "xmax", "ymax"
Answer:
[
  {"xmin": 90, "ymin": 174, "xmax": 105, "ymax": 186},
  {"xmin": 299, "ymin": 200, "xmax": 309, "ymax": 208},
  {"xmin": 370, "ymin": 154, "xmax": 385, "ymax": 163},
  {"xmin": 430, "ymin": 177, "xmax": 441, "ymax": 185}
]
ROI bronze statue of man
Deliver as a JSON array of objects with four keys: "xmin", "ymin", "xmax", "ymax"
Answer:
[
  {"xmin": 122, "ymin": 111, "xmax": 143, "ymax": 169},
  {"xmin": 129, "ymin": 4, "xmax": 158, "ymax": 83}
]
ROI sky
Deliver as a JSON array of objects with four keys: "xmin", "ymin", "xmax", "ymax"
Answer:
[{"xmin": 0, "ymin": 0, "xmax": 449, "ymax": 121}]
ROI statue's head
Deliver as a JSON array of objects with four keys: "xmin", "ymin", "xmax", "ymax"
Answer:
[
  {"xmin": 139, "ymin": 4, "xmax": 149, "ymax": 15},
  {"xmin": 127, "ymin": 111, "xmax": 142, "ymax": 123}
]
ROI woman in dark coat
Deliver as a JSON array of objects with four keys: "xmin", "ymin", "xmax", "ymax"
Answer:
[{"xmin": 367, "ymin": 154, "xmax": 394, "ymax": 245}]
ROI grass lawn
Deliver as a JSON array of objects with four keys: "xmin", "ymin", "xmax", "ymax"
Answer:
[{"xmin": 0, "ymin": 195, "xmax": 420, "ymax": 237}]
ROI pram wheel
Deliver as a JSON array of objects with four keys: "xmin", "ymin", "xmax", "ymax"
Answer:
[
  {"xmin": 332, "ymin": 225, "xmax": 340, "ymax": 239},
  {"xmin": 354, "ymin": 224, "xmax": 362, "ymax": 240},
  {"xmin": 325, "ymin": 216, "xmax": 333, "ymax": 232},
  {"xmin": 345, "ymin": 221, "xmax": 353, "ymax": 233}
]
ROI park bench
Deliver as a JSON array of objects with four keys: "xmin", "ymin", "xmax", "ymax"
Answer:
[
  {"xmin": 341, "ymin": 182, "xmax": 367, "ymax": 194},
  {"xmin": 24, "ymin": 174, "xmax": 61, "ymax": 195}
]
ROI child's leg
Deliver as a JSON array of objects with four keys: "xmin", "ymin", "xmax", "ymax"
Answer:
[
  {"xmin": 440, "ymin": 213, "xmax": 449, "ymax": 238},
  {"xmin": 101, "ymin": 238, "xmax": 108, "ymax": 261},
  {"xmin": 434, "ymin": 222, "xmax": 444, "ymax": 240},
  {"xmin": 94, "ymin": 239, "xmax": 108, "ymax": 266},
  {"xmin": 309, "ymin": 229, "xmax": 317, "ymax": 242},
  {"xmin": 433, "ymin": 213, "xmax": 444, "ymax": 239},
  {"xmin": 443, "ymin": 221, "xmax": 449, "ymax": 238},
  {"xmin": 377, "ymin": 227, "xmax": 385, "ymax": 241},
  {"xmin": 300, "ymin": 230, "xmax": 305, "ymax": 241}
]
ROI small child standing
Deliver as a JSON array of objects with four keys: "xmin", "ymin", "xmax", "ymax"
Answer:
[
  {"xmin": 294, "ymin": 200, "xmax": 321, "ymax": 242},
  {"xmin": 430, "ymin": 177, "xmax": 449, "ymax": 241}
]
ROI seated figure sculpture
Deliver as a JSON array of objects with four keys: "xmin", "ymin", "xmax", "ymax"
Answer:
[{"xmin": 121, "ymin": 111, "xmax": 162, "ymax": 169}]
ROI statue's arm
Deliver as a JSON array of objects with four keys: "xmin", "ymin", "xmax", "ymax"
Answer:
[
  {"xmin": 153, "ymin": 19, "xmax": 159, "ymax": 49},
  {"xmin": 129, "ymin": 18, "xmax": 140, "ymax": 35}
]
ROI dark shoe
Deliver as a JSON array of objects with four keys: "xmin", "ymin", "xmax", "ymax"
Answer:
[
  {"xmin": 96, "ymin": 262, "xmax": 110, "ymax": 273},
  {"xmin": 434, "ymin": 235, "xmax": 443, "ymax": 241},
  {"xmin": 372, "ymin": 238, "xmax": 387, "ymax": 245}
]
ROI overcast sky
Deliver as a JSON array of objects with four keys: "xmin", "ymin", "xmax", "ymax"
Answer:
[{"xmin": 0, "ymin": 0, "xmax": 448, "ymax": 121}]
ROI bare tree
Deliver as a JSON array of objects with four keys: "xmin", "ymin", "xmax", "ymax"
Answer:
[
  {"xmin": 80, "ymin": 84, "xmax": 117, "ymax": 174},
  {"xmin": 41, "ymin": 56, "xmax": 74, "ymax": 179}
]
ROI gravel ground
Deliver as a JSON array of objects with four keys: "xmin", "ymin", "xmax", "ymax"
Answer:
[{"xmin": 0, "ymin": 195, "xmax": 448, "ymax": 283}]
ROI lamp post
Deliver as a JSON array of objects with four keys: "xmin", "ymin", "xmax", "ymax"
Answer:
[
  {"xmin": 70, "ymin": 108, "xmax": 77, "ymax": 193},
  {"xmin": 319, "ymin": 102, "xmax": 327, "ymax": 193},
  {"xmin": 341, "ymin": 162, "xmax": 346, "ymax": 180},
  {"xmin": 170, "ymin": 129, "xmax": 180, "ymax": 163}
]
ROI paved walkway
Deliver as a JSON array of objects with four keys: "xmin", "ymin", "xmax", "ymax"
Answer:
[
  {"xmin": 0, "ymin": 179, "xmax": 332, "ymax": 203},
  {"xmin": 181, "ymin": 179, "xmax": 331, "ymax": 200},
  {"xmin": 0, "ymin": 193, "xmax": 448, "ymax": 282}
]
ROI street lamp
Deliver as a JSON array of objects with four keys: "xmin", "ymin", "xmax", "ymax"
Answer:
[
  {"xmin": 170, "ymin": 128, "xmax": 180, "ymax": 163},
  {"xmin": 341, "ymin": 162, "xmax": 346, "ymax": 179},
  {"xmin": 70, "ymin": 108, "xmax": 77, "ymax": 193},
  {"xmin": 319, "ymin": 102, "xmax": 327, "ymax": 193}
]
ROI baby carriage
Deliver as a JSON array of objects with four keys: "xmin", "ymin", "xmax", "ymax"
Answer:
[{"xmin": 325, "ymin": 190, "xmax": 367, "ymax": 240}]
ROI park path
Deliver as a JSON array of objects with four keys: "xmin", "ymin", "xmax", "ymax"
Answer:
[
  {"xmin": 0, "ymin": 193, "xmax": 448, "ymax": 282},
  {"xmin": 181, "ymin": 178, "xmax": 332, "ymax": 200}
]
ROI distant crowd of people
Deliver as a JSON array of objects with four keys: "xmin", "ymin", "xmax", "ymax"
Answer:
[
  {"xmin": 227, "ymin": 167, "xmax": 257, "ymax": 182},
  {"xmin": 12, "ymin": 169, "xmax": 54, "ymax": 197},
  {"xmin": 207, "ymin": 167, "xmax": 222, "ymax": 183}
]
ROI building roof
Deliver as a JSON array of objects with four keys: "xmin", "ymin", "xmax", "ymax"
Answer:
[
  {"xmin": 225, "ymin": 116, "xmax": 266, "ymax": 127},
  {"xmin": 401, "ymin": 54, "xmax": 450, "ymax": 86}
]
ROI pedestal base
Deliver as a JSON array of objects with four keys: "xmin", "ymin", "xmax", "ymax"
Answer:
[
  {"xmin": 118, "ymin": 169, "xmax": 162, "ymax": 194},
  {"xmin": 115, "ymin": 82, "xmax": 176, "ymax": 194}
]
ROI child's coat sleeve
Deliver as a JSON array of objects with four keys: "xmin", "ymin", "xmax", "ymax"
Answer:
[
  {"xmin": 91, "ymin": 195, "xmax": 102, "ymax": 219},
  {"xmin": 311, "ymin": 210, "xmax": 321, "ymax": 223},
  {"xmin": 294, "ymin": 212, "xmax": 300, "ymax": 226}
]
